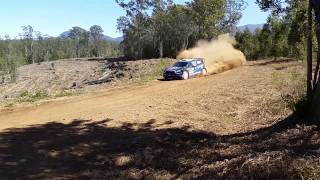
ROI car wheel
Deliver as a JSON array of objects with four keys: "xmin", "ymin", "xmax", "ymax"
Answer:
[
  {"xmin": 202, "ymin": 68, "xmax": 208, "ymax": 76},
  {"xmin": 182, "ymin": 71, "xmax": 189, "ymax": 80}
]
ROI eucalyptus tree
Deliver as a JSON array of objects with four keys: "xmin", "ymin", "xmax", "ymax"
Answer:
[
  {"xmin": 187, "ymin": 0, "xmax": 225, "ymax": 39},
  {"xmin": 116, "ymin": 0, "xmax": 152, "ymax": 58},
  {"xmin": 220, "ymin": 0, "xmax": 247, "ymax": 33},
  {"xmin": 90, "ymin": 25, "xmax": 104, "ymax": 57},
  {"xmin": 151, "ymin": 0, "xmax": 169, "ymax": 57},
  {"xmin": 256, "ymin": 0, "xmax": 320, "ymax": 118},
  {"xmin": 20, "ymin": 25, "xmax": 35, "ymax": 64},
  {"xmin": 68, "ymin": 26, "xmax": 89, "ymax": 58},
  {"xmin": 165, "ymin": 4, "xmax": 196, "ymax": 55}
]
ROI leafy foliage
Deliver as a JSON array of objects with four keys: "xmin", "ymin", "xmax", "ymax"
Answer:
[
  {"xmin": 117, "ymin": 0, "xmax": 246, "ymax": 59},
  {"xmin": 236, "ymin": 0, "xmax": 309, "ymax": 60}
]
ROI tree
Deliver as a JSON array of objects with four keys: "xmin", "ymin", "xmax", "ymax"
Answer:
[
  {"xmin": 256, "ymin": 0, "xmax": 320, "ymax": 118},
  {"xmin": 220, "ymin": 0, "xmax": 247, "ymax": 33},
  {"xmin": 257, "ymin": 24, "xmax": 272, "ymax": 57},
  {"xmin": 20, "ymin": 25, "xmax": 35, "ymax": 64},
  {"xmin": 165, "ymin": 4, "xmax": 196, "ymax": 55},
  {"xmin": 0, "ymin": 35, "xmax": 17, "ymax": 82},
  {"xmin": 89, "ymin": 25, "xmax": 104, "ymax": 57},
  {"xmin": 151, "ymin": 0, "xmax": 169, "ymax": 58},
  {"xmin": 311, "ymin": 0, "xmax": 320, "ymax": 117},
  {"xmin": 268, "ymin": 16, "xmax": 288, "ymax": 60},
  {"xmin": 117, "ymin": 0, "xmax": 245, "ymax": 59},
  {"xmin": 188, "ymin": 0, "xmax": 225, "ymax": 39},
  {"xmin": 235, "ymin": 28, "xmax": 259, "ymax": 60},
  {"xmin": 286, "ymin": 0, "xmax": 308, "ymax": 59},
  {"xmin": 0, "ymin": 25, "xmax": 120, "ymax": 73},
  {"xmin": 68, "ymin": 27, "xmax": 89, "ymax": 58},
  {"xmin": 116, "ymin": 0, "xmax": 152, "ymax": 59},
  {"xmin": 33, "ymin": 31, "xmax": 52, "ymax": 63}
]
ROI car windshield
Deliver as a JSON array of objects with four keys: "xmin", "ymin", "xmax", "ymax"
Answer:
[{"xmin": 173, "ymin": 62, "xmax": 189, "ymax": 67}]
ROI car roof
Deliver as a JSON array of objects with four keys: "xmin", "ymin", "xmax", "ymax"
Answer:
[{"xmin": 179, "ymin": 58, "xmax": 203, "ymax": 62}]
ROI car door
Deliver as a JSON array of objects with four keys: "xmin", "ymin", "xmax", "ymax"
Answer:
[
  {"xmin": 187, "ymin": 62, "xmax": 196, "ymax": 76},
  {"xmin": 194, "ymin": 60, "xmax": 203, "ymax": 74}
]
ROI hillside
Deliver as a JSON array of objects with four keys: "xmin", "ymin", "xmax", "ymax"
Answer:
[
  {"xmin": 0, "ymin": 58, "xmax": 175, "ymax": 104},
  {"xmin": 237, "ymin": 24, "xmax": 264, "ymax": 32},
  {"xmin": 60, "ymin": 30, "xmax": 123, "ymax": 42}
]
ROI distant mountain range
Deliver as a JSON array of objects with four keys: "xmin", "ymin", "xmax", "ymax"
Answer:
[
  {"xmin": 237, "ymin": 24, "xmax": 264, "ymax": 33},
  {"xmin": 60, "ymin": 30, "xmax": 123, "ymax": 42}
]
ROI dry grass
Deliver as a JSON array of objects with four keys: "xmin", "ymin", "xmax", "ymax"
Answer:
[{"xmin": 0, "ymin": 58, "xmax": 176, "ymax": 106}]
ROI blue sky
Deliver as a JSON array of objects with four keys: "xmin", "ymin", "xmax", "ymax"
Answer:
[{"xmin": 0, "ymin": 0, "xmax": 269, "ymax": 38}]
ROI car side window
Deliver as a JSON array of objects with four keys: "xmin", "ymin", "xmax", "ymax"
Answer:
[
  {"xmin": 191, "ymin": 61, "xmax": 197, "ymax": 67},
  {"xmin": 196, "ymin": 60, "xmax": 202, "ymax": 65}
]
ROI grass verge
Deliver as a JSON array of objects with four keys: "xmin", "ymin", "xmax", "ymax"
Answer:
[
  {"xmin": 134, "ymin": 58, "xmax": 173, "ymax": 83},
  {"xmin": 271, "ymin": 66, "xmax": 307, "ymax": 113}
]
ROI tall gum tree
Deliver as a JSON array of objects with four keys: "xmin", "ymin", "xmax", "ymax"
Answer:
[
  {"xmin": 256, "ymin": 0, "xmax": 320, "ymax": 119},
  {"xmin": 312, "ymin": 0, "xmax": 320, "ymax": 118}
]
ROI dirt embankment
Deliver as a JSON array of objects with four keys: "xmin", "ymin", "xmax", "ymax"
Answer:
[{"xmin": 0, "ymin": 58, "xmax": 175, "ymax": 104}]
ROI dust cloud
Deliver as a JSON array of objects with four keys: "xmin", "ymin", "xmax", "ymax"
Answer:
[{"xmin": 177, "ymin": 34, "xmax": 246, "ymax": 74}]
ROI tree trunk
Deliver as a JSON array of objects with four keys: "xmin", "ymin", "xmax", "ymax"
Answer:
[
  {"xmin": 311, "ymin": 28, "xmax": 320, "ymax": 119},
  {"xmin": 311, "ymin": 0, "xmax": 320, "ymax": 120},
  {"xmin": 159, "ymin": 39, "xmax": 163, "ymax": 58},
  {"xmin": 313, "ymin": 25, "xmax": 320, "ymax": 89},
  {"xmin": 307, "ymin": 0, "xmax": 314, "ymax": 102},
  {"xmin": 31, "ymin": 40, "xmax": 35, "ymax": 64},
  {"xmin": 183, "ymin": 35, "xmax": 190, "ymax": 50},
  {"xmin": 312, "ymin": 86, "xmax": 320, "ymax": 119}
]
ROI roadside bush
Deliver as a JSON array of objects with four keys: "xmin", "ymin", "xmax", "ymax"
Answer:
[{"xmin": 18, "ymin": 90, "xmax": 49, "ymax": 102}]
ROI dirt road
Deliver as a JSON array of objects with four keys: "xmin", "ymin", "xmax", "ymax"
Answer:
[
  {"xmin": 0, "ymin": 60, "xmax": 295, "ymax": 134},
  {"xmin": 1, "ymin": 60, "xmax": 314, "ymax": 179}
]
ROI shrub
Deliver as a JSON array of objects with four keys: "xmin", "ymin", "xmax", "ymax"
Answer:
[{"xmin": 18, "ymin": 89, "xmax": 49, "ymax": 102}]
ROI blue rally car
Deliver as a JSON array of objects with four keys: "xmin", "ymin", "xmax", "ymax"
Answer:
[{"xmin": 163, "ymin": 58, "xmax": 207, "ymax": 80}]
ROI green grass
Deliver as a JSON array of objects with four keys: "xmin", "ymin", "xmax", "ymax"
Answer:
[
  {"xmin": 16, "ymin": 89, "xmax": 80, "ymax": 103},
  {"xmin": 138, "ymin": 59, "xmax": 173, "ymax": 83},
  {"xmin": 4, "ymin": 102, "xmax": 14, "ymax": 108},
  {"xmin": 17, "ymin": 90, "xmax": 49, "ymax": 103}
]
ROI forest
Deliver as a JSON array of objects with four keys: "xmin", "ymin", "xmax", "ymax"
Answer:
[
  {"xmin": 116, "ymin": 0, "xmax": 246, "ymax": 58},
  {"xmin": 115, "ymin": 0, "xmax": 310, "ymax": 62},
  {"xmin": 236, "ymin": 0, "xmax": 308, "ymax": 60},
  {"xmin": 0, "ymin": 25, "xmax": 120, "ymax": 82}
]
